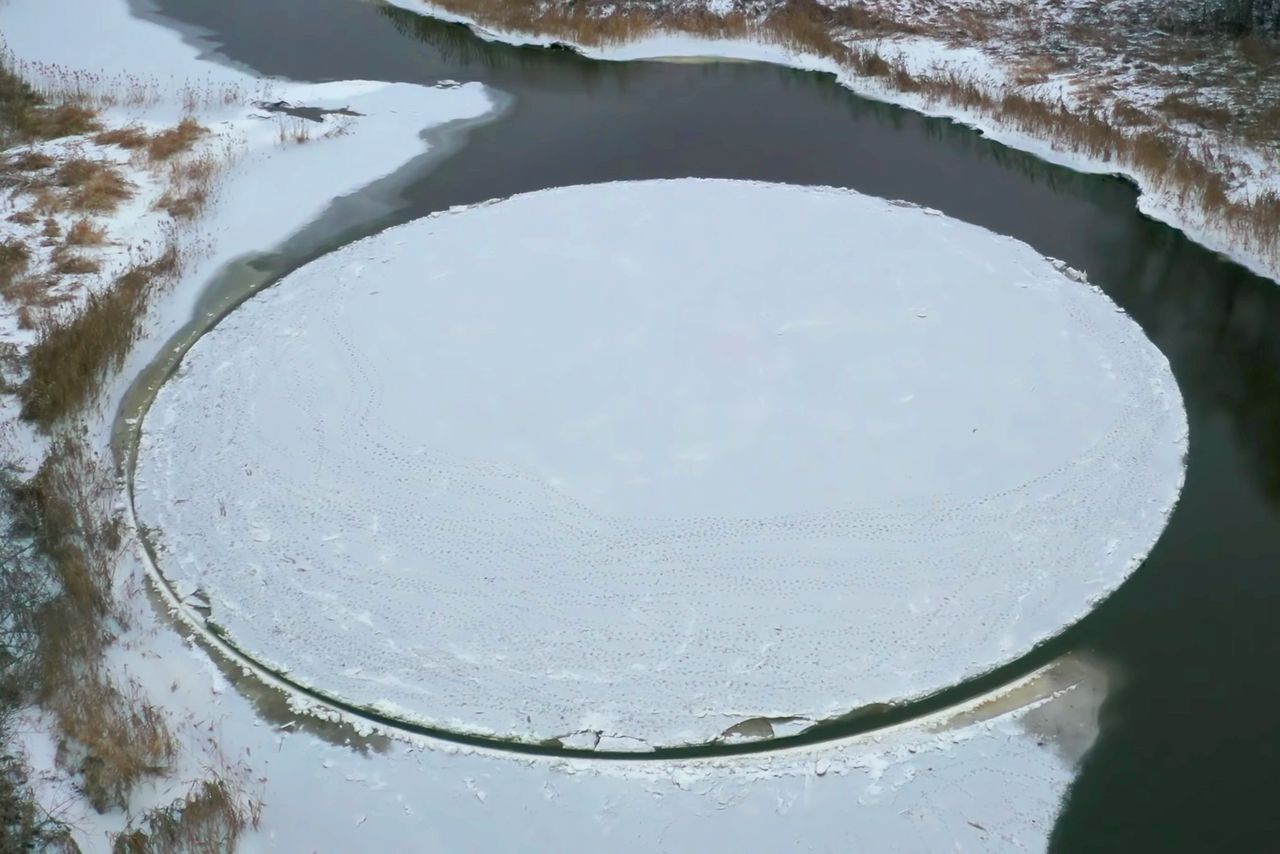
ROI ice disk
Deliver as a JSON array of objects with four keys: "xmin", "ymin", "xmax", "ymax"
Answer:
[{"xmin": 133, "ymin": 180, "xmax": 1186, "ymax": 748}]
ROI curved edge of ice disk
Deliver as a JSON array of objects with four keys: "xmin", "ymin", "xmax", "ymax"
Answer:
[{"xmin": 132, "ymin": 179, "xmax": 1188, "ymax": 750}]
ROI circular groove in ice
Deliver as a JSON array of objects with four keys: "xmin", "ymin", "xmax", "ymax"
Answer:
[{"xmin": 133, "ymin": 180, "xmax": 1186, "ymax": 750}]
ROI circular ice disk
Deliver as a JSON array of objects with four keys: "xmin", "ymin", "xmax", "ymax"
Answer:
[{"xmin": 134, "ymin": 180, "xmax": 1185, "ymax": 749}]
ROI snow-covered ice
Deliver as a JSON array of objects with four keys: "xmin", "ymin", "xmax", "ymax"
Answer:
[{"xmin": 134, "ymin": 179, "xmax": 1186, "ymax": 750}]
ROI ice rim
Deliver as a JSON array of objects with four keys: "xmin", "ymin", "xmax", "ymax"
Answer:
[{"xmin": 127, "ymin": 179, "xmax": 1189, "ymax": 754}]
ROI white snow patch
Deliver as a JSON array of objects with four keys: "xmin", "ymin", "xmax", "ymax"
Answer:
[{"xmin": 134, "ymin": 179, "xmax": 1186, "ymax": 749}]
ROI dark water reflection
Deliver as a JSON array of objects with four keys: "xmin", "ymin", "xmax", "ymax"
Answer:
[{"xmin": 141, "ymin": 0, "xmax": 1280, "ymax": 847}]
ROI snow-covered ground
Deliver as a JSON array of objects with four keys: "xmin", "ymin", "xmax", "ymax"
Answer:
[
  {"xmin": 0, "ymin": 0, "xmax": 495, "ymax": 468},
  {"xmin": 24, "ymin": 612, "xmax": 1112, "ymax": 851},
  {"xmin": 0, "ymin": 0, "xmax": 1187, "ymax": 849},
  {"xmin": 385, "ymin": 0, "xmax": 1280, "ymax": 287},
  {"xmin": 135, "ymin": 179, "xmax": 1185, "ymax": 751}
]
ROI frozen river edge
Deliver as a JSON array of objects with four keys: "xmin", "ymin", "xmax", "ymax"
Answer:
[{"xmin": 132, "ymin": 179, "xmax": 1188, "ymax": 753}]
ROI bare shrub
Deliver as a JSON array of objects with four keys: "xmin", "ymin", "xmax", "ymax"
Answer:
[
  {"xmin": 0, "ymin": 725, "xmax": 76, "ymax": 850},
  {"xmin": 1157, "ymin": 91, "xmax": 1235, "ymax": 130},
  {"xmin": 14, "ymin": 440, "xmax": 176, "ymax": 812}
]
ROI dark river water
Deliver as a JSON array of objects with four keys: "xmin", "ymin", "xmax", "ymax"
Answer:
[{"xmin": 136, "ymin": 0, "xmax": 1280, "ymax": 848}]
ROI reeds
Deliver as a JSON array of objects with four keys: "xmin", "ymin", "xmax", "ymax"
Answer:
[
  {"xmin": 22, "ymin": 243, "xmax": 182, "ymax": 427},
  {"xmin": 111, "ymin": 778, "xmax": 258, "ymax": 853}
]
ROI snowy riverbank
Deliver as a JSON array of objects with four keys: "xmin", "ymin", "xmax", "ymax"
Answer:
[{"xmin": 386, "ymin": 0, "xmax": 1280, "ymax": 287}]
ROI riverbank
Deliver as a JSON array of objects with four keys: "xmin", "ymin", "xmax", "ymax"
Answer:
[
  {"xmin": 1, "ymin": 0, "xmax": 494, "ymax": 844},
  {"xmin": 384, "ymin": 0, "xmax": 1280, "ymax": 286}
]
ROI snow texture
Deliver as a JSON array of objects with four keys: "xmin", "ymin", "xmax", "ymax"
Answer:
[{"xmin": 134, "ymin": 179, "xmax": 1186, "ymax": 749}]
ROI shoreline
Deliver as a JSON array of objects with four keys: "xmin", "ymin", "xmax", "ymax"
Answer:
[{"xmin": 386, "ymin": 0, "xmax": 1280, "ymax": 287}]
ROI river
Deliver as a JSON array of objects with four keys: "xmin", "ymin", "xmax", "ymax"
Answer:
[{"xmin": 132, "ymin": 0, "xmax": 1280, "ymax": 847}]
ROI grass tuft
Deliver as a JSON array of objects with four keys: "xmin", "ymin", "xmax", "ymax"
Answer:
[
  {"xmin": 65, "ymin": 217, "xmax": 107, "ymax": 246},
  {"xmin": 53, "ymin": 252, "xmax": 101, "ymax": 276},
  {"xmin": 22, "ymin": 245, "xmax": 181, "ymax": 427},
  {"xmin": 157, "ymin": 152, "xmax": 219, "ymax": 219},
  {"xmin": 0, "ymin": 239, "xmax": 31, "ymax": 293},
  {"xmin": 8, "ymin": 149, "xmax": 55, "ymax": 171},
  {"xmin": 93, "ymin": 125, "xmax": 151, "ymax": 150},
  {"xmin": 52, "ymin": 157, "xmax": 133, "ymax": 213},
  {"xmin": 111, "ymin": 778, "xmax": 255, "ymax": 853},
  {"xmin": 146, "ymin": 117, "xmax": 206, "ymax": 162}
]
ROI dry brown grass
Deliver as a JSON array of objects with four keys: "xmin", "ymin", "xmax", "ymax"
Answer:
[
  {"xmin": 29, "ymin": 104, "xmax": 99, "ymax": 140},
  {"xmin": 155, "ymin": 191, "xmax": 204, "ymax": 219},
  {"xmin": 22, "ymin": 244, "xmax": 181, "ymax": 427},
  {"xmin": 93, "ymin": 125, "xmax": 151, "ymax": 151},
  {"xmin": 1157, "ymin": 91, "xmax": 1236, "ymax": 131},
  {"xmin": 4, "ymin": 277, "xmax": 72, "ymax": 329},
  {"xmin": 3, "ymin": 54, "xmax": 100, "ymax": 144},
  {"xmin": 28, "ymin": 186, "xmax": 62, "ymax": 216},
  {"xmin": 1237, "ymin": 33, "xmax": 1280, "ymax": 68},
  {"xmin": 39, "ymin": 605, "xmax": 176, "ymax": 812},
  {"xmin": 157, "ymin": 152, "xmax": 219, "ymax": 219},
  {"xmin": 111, "ymin": 779, "xmax": 255, "ymax": 853},
  {"xmin": 52, "ymin": 157, "xmax": 133, "ymax": 213},
  {"xmin": 276, "ymin": 117, "xmax": 313, "ymax": 146},
  {"xmin": 9, "ymin": 104, "xmax": 100, "ymax": 143},
  {"xmin": 0, "ymin": 239, "xmax": 30, "ymax": 293},
  {"xmin": 146, "ymin": 117, "xmax": 206, "ymax": 162},
  {"xmin": 41, "ymin": 217, "xmax": 61, "ymax": 240},
  {"xmin": 8, "ymin": 149, "xmax": 55, "ymax": 171},
  {"xmin": 66, "ymin": 217, "xmax": 107, "ymax": 246},
  {"xmin": 7, "ymin": 210, "xmax": 38, "ymax": 226},
  {"xmin": 1111, "ymin": 100, "xmax": 1155, "ymax": 127},
  {"xmin": 53, "ymin": 251, "xmax": 101, "ymax": 276},
  {"xmin": 15, "ymin": 439, "xmax": 177, "ymax": 812},
  {"xmin": 34, "ymin": 623, "xmax": 174, "ymax": 814}
]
